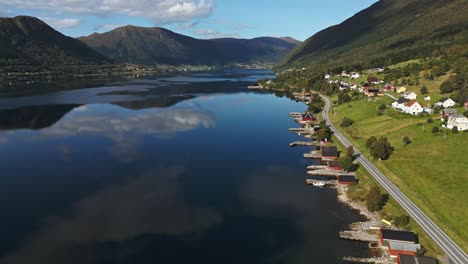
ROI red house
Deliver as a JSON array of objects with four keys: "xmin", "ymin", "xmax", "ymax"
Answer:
[
  {"xmin": 388, "ymin": 241, "xmax": 420, "ymax": 257},
  {"xmin": 301, "ymin": 112, "xmax": 315, "ymax": 122},
  {"xmin": 321, "ymin": 146, "xmax": 338, "ymax": 161},
  {"xmin": 337, "ymin": 175, "xmax": 357, "ymax": 185},
  {"xmin": 385, "ymin": 84, "xmax": 394, "ymax": 91},
  {"xmin": 327, "ymin": 161, "xmax": 342, "ymax": 171},
  {"xmin": 380, "ymin": 229, "xmax": 418, "ymax": 245}
]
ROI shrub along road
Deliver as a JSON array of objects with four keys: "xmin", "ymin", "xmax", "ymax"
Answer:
[{"xmin": 319, "ymin": 94, "xmax": 468, "ymax": 264}]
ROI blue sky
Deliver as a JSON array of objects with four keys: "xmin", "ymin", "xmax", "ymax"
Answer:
[{"xmin": 0, "ymin": 0, "xmax": 378, "ymax": 40}]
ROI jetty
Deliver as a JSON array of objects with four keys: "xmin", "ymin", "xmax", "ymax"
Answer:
[
  {"xmin": 289, "ymin": 141, "xmax": 320, "ymax": 147},
  {"xmin": 339, "ymin": 230, "xmax": 379, "ymax": 242},
  {"xmin": 247, "ymin": 85, "xmax": 262, "ymax": 89},
  {"xmin": 303, "ymin": 151, "xmax": 322, "ymax": 159},
  {"xmin": 289, "ymin": 112, "xmax": 303, "ymax": 118},
  {"xmin": 307, "ymin": 169, "xmax": 355, "ymax": 176},
  {"xmin": 306, "ymin": 165, "xmax": 327, "ymax": 170},
  {"xmin": 306, "ymin": 179, "xmax": 338, "ymax": 186}
]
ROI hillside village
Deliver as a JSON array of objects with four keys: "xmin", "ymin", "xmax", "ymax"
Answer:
[{"xmin": 323, "ymin": 67, "xmax": 468, "ymax": 132}]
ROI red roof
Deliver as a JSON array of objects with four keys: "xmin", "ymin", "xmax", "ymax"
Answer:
[{"xmin": 406, "ymin": 101, "xmax": 423, "ymax": 107}]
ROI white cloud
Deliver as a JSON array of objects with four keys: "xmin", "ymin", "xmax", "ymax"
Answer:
[
  {"xmin": 194, "ymin": 29, "xmax": 239, "ymax": 39},
  {"xmin": 38, "ymin": 17, "xmax": 81, "ymax": 29},
  {"xmin": 0, "ymin": 0, "xmax": 215, "ymax": 24},
  {"xmin": 176, "ymin": 20, "xmax": 199, "ymax": 30}
]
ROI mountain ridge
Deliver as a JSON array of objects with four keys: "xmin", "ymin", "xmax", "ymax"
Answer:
[
  {"xmin": 0, "ymin": 16, "xmax": 112, "ymax": 67},
  {"xmin": 276, "ymin": 0, "xmax": 468, "ymax": 71},
  {"xmin": 78, "ymin": 25, "xmax": 300, "ymax": 65}
]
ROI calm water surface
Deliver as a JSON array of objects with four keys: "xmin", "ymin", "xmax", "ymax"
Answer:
[{"xmin": 0, "ymin": 70, "xmax": 368, "ymax": 264}]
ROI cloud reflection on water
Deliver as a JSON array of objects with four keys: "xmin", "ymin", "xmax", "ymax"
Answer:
[{"xmin": 1, "ymin": 167, "xmax": 222, "ymax": 264}]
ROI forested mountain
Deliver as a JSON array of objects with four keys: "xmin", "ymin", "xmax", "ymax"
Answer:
[
  {"xmin": 276, "ymin": 0, "xmax": 468, "ymax": 71},
  {"xmin": 0, "ymin": 16, "xmax": 112, "ymax": 67},
  {"xmin": 78, "ymin": 26, "xmax": 299, "ymax": 65}
]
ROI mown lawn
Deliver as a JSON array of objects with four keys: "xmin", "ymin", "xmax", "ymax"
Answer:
[{"xmin": 330, "ymin": 96, "xmax": 468, "ymax": 253}]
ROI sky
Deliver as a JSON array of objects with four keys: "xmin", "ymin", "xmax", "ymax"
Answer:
[{"xmin": 0, "ymin": 0, "xmax": 378, "ymax": 41}]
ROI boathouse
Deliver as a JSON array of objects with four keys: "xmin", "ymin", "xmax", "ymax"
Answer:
[
  {"xmin": 388, "ymin": 241, "xmax": 421, "ymax": 257},
  {"xmin": 327, "ymin": 160, "xmax": 342, "ymax": 171},
  {"xmin": 337, "ymin": 175, "xmax": 357, "ymax": 185},
  {"xmin": 380, "ymin": 229, "xmax": 418, "ymax": 245},
  {"xmin": 398, "ymin": 255, "xmax": 438, "ymax": 264},
  {"xmin": 301, "ymin": 112, "xmax": 315, "ymax": 122},
  {"xmin": 321, "ymin": 146, "xmax": 338, "ymax": 160}
]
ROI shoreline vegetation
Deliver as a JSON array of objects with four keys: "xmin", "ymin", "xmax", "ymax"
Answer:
[{"xmin": 0, "ymin": 63, "xmax": 272, "ymax": 85}]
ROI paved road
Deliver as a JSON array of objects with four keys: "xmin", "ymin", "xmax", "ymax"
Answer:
[{"xmin": 320, "ymin": 94, "xmax": 468, "ymax": 264}]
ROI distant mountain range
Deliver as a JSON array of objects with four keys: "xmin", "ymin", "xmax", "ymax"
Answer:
[
  {"xmin": 78, "ymin": 26, "xmax": 300, "ymax": 65},
  {"xmin": 0, "ymin": 16, "xmax": 112, "ymax": 67},
  {"xmin": 277, "ymin": 0, "xmax": 468, "ymax": 70}
]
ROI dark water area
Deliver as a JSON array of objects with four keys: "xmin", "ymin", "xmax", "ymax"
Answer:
[{"xmin": 0, "ymin": 69, "xmax": 369, "ymax": 264}]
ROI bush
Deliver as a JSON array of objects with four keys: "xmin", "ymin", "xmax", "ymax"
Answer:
[
  {"xmin": 403, "ymin": 136, "xmax": 411, "ymax": 145},
  {"xmin": 420, "ymin": 86, "xmax": 428, "ymax": 94},
  {"xmin": 432, "ymin": 126, "xmax": 440, "ymax": 133},
  {"xmin": 340, "ymin": 117, "xmax": 354, "ymax": 128},
  {"xmin": 440, "ymin": 81, "xmax": 454, "ymax": 94},
  {"xmin": 366, "ymin": 186, "xmax": 385, "ymax": 212},
  {"xmin": 427, "ymin": 118, "xmax": 434, "ymax": 123},
  {"xmin": 464, "ymin": 110, "xmax": 468, "ymax": 117},
  {"xmin": 452, "ymin": 126, "xmax": 459, "ymax": 133},
  {"xmin": 378, "ymin": 104, "xmax": 387, "ymax": 111},
  {"xmin": 394, "ymin": 215, "xmax": 410, "ymax": 227}
]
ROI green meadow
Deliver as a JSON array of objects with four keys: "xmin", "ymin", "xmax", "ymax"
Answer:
[{"xmin": 329, "ymin": 96, "xmax": 468, "ymax": 252}]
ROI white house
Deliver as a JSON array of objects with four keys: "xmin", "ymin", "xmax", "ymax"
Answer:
[
  {"xmin": 324, "ymin": 74, "xmax": 331, "ymax": 79},
  {"xmin": 447, "ymin": 114, "xmax": 468, "ymax": 131},
  {"xmin": 423, "ymin": 107, "xmax": 434, "ymax": 114},
  {"xmin": 391, "ymin": 98, "xmax": 410, "ymax": 111},
  {"xmin": 351, "ymin": 72, "xmax": 360, "ymax": 79},
  {"xmin": 341, "ymin": 71, "xmax": 350, "ymax": 77},
  {"xmin": 350, "ymin": 84, "xmax": 358, "ymax": 90},
  {"xmin": 435, "ymin": 98, "xmax": 456, "ymax": 108},
  {"xmin": 403, "ymin": 101, "xmax": 424, "ymax": 115},
  {"xmin": 403, "ymin": 91, "xmax": 417, "ymax": 100}
]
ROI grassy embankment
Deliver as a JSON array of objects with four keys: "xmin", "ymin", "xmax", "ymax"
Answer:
[
  {"xmin": 327, "ymin": 92, "xmax": 468, "ymax": 255},
  {"xmin": 331, "ymin": 135, "xmax": 444, "ymax": 259}
]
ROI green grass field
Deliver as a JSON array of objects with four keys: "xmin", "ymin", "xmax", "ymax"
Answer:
[
  {"xmin": 333, "ymin": 136, "xmax": 444, "ymax": 258},
  {"xmin": 329, "ymin": 96, "xmax": 468, "ymax": 253}
]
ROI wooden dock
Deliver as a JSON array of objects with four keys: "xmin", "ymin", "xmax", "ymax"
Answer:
[
  {"xmin": 307, "ymin": 169, "xmax": 355, "ymax": 176},
  {"xmin": 303, "ymin": 151, "xmax": 322, "ymax": 159},
  {"xmin": 306, "ymin": 179, "xmax": 338, "ymax": 186},
  {"xmin": 339, "ymin": 231, "xmax": 379, "ymax": 242},
  {"xmin": 289, "ymin": 141, "xmax": 319, "ymax": 147},
  {"xmin": 306, "ymin": 165, "xmax": 327, "ymax": 170}
]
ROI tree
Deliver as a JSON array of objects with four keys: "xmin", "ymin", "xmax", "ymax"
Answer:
[
  {"xmin": 394, "ymin": 215, "xmax": 410, "ymax": 227},
  {"xmin": 452, "ymin": 126, "xmax": 459, "ymax": 134},
  {"xmin": 440, "ymin": 81, "xmax": 454, "ymax": 94},
  {"xmin": 427, "ymin": 118, "xmax": 434, "ymax": 123},
  {"xmin": 403, "ymin": 136, "xmax": 411, "ymax": 145},
  {"xmin": 346, "ymin": 146, "xmax": 355, "ymax": 160},
  {"xmin": 464, "ymin": 110, "xmax": 468, "ymax": 117},
  {"xmin": 366, "ymin": 136, "xmax": 377, "ymax": 149},
  {"xmin": 378, "ymin": 104, "xmax": 387, "ymax": 111},
  {"xmin": 368, "ymin": 137, "xmax": 394, "ymax": 160},
  {"xmin": 432, "ymin": 126, "xmax": 440, "ymax": 133},
  {"xmin": 420, "ymin": 86, "xmax": 428, "ymax": 94},
  {"xmin": 340, "ymin": 117, "xmax": 354, "ymax": 128},
  {"xmin": 366, "ymin": 186, "xmax": 385, "ymax": 212}
]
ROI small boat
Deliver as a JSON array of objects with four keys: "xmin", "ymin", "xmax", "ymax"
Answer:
[{"xmin": 313, "ymin": 181, "xmax": 326, "ymax": 187}]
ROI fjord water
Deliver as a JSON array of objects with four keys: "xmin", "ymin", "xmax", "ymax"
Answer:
[{"xmin": 0, "ymin": 70, "xmax": 368, "ymax": 264}]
